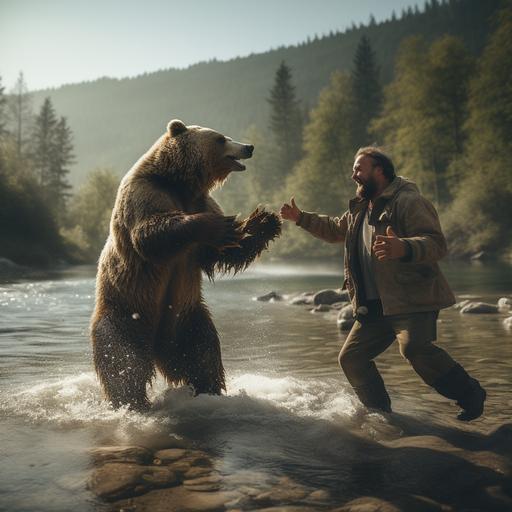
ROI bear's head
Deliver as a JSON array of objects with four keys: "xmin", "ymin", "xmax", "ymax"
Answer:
[{"xmin": 154, "ymin": 119, "xmax": 254, "ymax": 193}]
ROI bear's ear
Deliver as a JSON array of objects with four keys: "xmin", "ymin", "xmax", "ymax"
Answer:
[{"xmin": 167, "ymin": 119, "xmax": 187, "ymax": 137}]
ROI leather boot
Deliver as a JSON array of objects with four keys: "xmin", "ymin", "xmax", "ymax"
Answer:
[
  {"xmin": 353, "ymin": 373, "xmax": 392, "ymax": 413},
  {"xmin": 432, "ymin": 364, "xmax": 486, "ymax": 421}
]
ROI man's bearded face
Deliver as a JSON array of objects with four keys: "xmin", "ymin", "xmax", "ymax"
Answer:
[
  {"xmin": 356, "ymin": 173, "xmax": 378, "ymax": 199},
  {"xmin": 352, "ymin": 155, "xmax": 378, "ymax": 200}
]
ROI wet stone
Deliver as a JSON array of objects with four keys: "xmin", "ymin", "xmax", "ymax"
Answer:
[
  {"xmin": 307, "ymin": 489, "xmax": 330, "ymax": 502},
  {"xmin": 184, "ymin": 473, "xmax": 222, "ymax": 491},
  {"xmin": 89, "ymin": 446, "xmax": 153, "ymax": 465},
  {"xmin": 453, "ymin": 299, "xmax": 471, "ymax": 310},
  {"xmin": 313, "ymin": 288, "xmax": 348, "ymax": 305},
  {"xmin": 165, "ymin": 451, "xmax": 213, "ymax": 475},
  {"xmin": 184, "ymin": 466, "xmax": 213, "ymax": 479},
  {"xmin": 88, "ymin": 462, "xmax": 178, "ymax": 501},
  {"xmin": 337, "ymin": 304, "xmax": 355, "ymax": 331},
  {"xmin": 113, "ymin": 486, "xmax": 240, "ymax": 512},
  {"xmin": 253, "ymin": 485, "xmax": 309, "ymax": 506},
  {"xmin": 312, "ymin": 304, "xmax": 331, "ymax": 313},
  {"xmin": 255, "ymin": 508, "xmax": 319, "ymax": 512},
  {"xmin": 256, "ymin": 291, "xmax": 282, "ymax": 302},
  {"xmin": 460, "ymin": 302, "xmax": 499, "ymax": 314},
  {"xmin": 497, "ymin": 297, "xmax": 512, "ymax": 310},
  {"xmin": 332, "ymin": 495, "xmax": 447, "ymax": 512},
  {"xmin": 153, "ymin": 448, "xmax": 187, "ymax": 464}
]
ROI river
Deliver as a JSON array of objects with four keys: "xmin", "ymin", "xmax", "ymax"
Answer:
[{"xmin": 1, "ymin": 261, "xmax": 511, "ymax": 511}]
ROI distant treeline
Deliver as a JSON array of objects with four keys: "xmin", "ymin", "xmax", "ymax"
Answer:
[
  {"xmin": 1, "ymin": 0, "xmax": 511, "ymax": 265},
  {"xmin": 215, "ymin": 4, "xmax": 512, "ymax": 259},
  {"xmin": 0, "ymin": 79, "xmax": 119, "ymax": 265},
  {"xmin": 30, "ymin": 0, "xmax": 503, "ymax": 185}
]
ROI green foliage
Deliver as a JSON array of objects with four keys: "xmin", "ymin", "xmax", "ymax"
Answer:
[
  {"xmin": 443, "ymin": 5, "xmax": 512, "ymax": 256},
  {"xmin": 0, "ymin": 76, "xmax": 7, "ymax": 137},
  {"xmin": 30, "ymin": 0, "xmax": 502, "ymax": 186},
  {"xmin": 63, "ymin": 168, "xmax": 120, "ymax": 262},
  {"xmin": 0, "ymin": 138, "xmax": 64, "ymax": 266},
  {"xmin": 351, "ymin": 35, "xmax": 383, "ymax": 146},
  {"xmin": 213, "ymin": 125, "xmax": 276, "ymax": 217},
  {"xmin": 372, "ymin": 35, "xmax": 472, "ymax": 205},
  {"xmin": 274, "ymin": 72, "xmax": 356, "ymax": 257},
  {"xmin": 8, "ymin": 71, "xmax": 32, "ymax": 158},
  {"xmin": 267, "ymin": 61, "xmax": 303, "ymax": 188},
  {"xmin": 31, "ymin": 97, "xmax": 74, "ymax": 223},
  {"xmin": 1, "ymin": 0, "xmax": 510, "ymax": 264}
]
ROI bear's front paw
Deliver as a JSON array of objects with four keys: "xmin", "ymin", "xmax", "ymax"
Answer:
[{"xmin": 241, "ymin": 208, "xmax": 282, "ymax": 240}]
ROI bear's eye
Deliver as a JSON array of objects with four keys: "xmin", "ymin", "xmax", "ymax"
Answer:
[{"xmin": 216, "ymin": 136, "xmax": 226, "ymax": 145}]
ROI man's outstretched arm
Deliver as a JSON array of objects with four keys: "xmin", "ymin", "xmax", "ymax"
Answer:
[{"xmin": 280, "ymin": 197, "xmax": 348, "ymax": 243}]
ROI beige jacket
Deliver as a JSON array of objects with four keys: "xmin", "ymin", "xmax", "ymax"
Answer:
[{"xmin": 297, "ymin": 177, "xmax": 456, "ymax": 316}]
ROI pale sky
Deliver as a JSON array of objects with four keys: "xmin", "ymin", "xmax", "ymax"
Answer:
[{"xmin": 1, "ymin": 0, "xmax": 420, "ymax": 92}]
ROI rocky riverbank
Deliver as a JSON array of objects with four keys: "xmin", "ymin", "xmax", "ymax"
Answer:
[
  {"xmin": 88, "ymin": 422, "xmax": 512, "ymax": 511},
  {"xmin": 255, "ymin": 289, "xmax": 512, "ymax": 333}
]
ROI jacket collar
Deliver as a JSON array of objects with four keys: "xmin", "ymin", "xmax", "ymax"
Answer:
[{"xmin": 348, "ymin": 176, "xmax": 406, "ymax": 214}]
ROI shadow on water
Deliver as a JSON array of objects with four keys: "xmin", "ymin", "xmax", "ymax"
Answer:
[{"xmin": 113, "ymin": 387, "xmax": 512, "ymax": 511}]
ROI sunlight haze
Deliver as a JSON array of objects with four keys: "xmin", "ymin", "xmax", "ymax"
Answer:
[{"xmin": 1, "ymin": 0, "xmax": 419, "ymax": 91}]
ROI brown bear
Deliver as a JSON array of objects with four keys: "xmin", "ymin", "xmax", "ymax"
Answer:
[{"xmin": 91, "ymin": 120, "xmax": 281, "ymax": 410}]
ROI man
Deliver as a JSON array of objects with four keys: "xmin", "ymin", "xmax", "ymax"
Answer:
[{"xmin": 280, "ymin": 147, "xmax": 486, "ymax": 421}]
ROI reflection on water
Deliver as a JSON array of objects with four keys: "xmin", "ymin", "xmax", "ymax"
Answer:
[{"xmin": 0, "ymin": 261, "xmax": 511, "ymax": 511}]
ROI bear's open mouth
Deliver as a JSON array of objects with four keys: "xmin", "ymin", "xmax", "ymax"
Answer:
[{"xmin": 226, "ymin": 155, "xmax": 246, "ymax": 171}]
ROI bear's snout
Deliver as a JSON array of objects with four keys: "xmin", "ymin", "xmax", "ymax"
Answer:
[{"xmin": 243, "ymin": 144, "xmax": 254, "ymax": 158}]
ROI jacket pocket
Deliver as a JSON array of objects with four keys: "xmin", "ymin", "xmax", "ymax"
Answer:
[{"xmin": 395, "ymin": 264, "xmax": 438, "ymax": 285}]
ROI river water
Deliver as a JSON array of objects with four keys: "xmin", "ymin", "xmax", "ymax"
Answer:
[{"xmin": 0, "ymin": 261, "xmax": 511, "ymax": 511}]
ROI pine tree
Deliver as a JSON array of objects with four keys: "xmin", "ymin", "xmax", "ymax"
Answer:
[
  {"xmin": 32, "ymin": 98, "xmax": 74, "ymax": 220},
  {"xmin": 49, "ymin": 116, "xmax": 74, "ymax": 212},
  {"xmin": 351, "ymin": 35, "xmax": 382, "ymax": 147},
  {"xmin": 8, "ymin": 72, "xmax": 32, "ymax": 158},
  {"xmin": 267, "ymin": 61, "xmax": 303, "ymax": 186},
  {"xmin": 277, "ymin": 72, "xmax": 356, "ymax": 257},
  {"xmin": 32, "ymin": 97, "xmax": 58, "ymax": 187},
  {"xmin": 444, "ymin": 5, "xmax": 512, "ymax": 255},
  {"xmin": 371, "ymin": 35, "xmax": 471, "ymax": 205},
  {"xmin": 0, "ymin": 76, "xmax": 7, "ymax": 139}
]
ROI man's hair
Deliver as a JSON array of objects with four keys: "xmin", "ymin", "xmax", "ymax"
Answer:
[{"xmin": 355, "ymin": 147, "xmax": 396, "ymax": 181}]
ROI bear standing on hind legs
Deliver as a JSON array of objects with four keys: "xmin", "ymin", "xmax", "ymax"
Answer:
[{"xmin": 91, "ymin": 120, "xmax": 281, "ymax": 410}]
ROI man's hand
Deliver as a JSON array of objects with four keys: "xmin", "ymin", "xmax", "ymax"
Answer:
[
  {"xmin": 280, "ymin": 197, "xmax": 301, "ymax": 223},
  {"xmin": 373, "ymin": 226, "xmax": 407, "ymax": 261}
]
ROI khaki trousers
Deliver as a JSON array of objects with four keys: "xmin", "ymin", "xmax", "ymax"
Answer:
[{"xmin": 339, "ymin": 311, "xmax": 457, "ymax": 389}]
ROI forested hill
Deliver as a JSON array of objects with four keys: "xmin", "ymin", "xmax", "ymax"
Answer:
[{"xmin": 33, "ymin": 0, "xmax": 502, "ymax": 185}]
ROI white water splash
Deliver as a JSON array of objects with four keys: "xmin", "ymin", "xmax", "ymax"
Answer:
[{"xmin": 0, "ymin": 372, "xmax": 359, "ymax": 430}]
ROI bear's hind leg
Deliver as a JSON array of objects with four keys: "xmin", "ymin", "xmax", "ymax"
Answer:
[
  {"xmin": 92, "ymin": 314, "xmax": 154, "ymax": 411},
  {"xmin": 157, "ymin": 305, "xmax": 225, "ymax": 395}
]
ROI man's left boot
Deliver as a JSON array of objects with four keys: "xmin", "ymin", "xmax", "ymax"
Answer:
[{"xmin": 432, "ymin": 363, "xmax": 486, "ymax": 421}]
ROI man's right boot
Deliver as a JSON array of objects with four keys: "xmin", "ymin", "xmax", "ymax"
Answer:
[
  {"xmin": 432, "ymin": 363, "xmax": 486, "ymax": 421},
  {"xmin": 352, "ymin": 373, "xmax": 392, "ymax": 413}
]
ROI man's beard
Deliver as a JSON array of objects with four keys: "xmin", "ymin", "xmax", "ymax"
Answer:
[{"xmin": 356, "ymin": 177, "xmax": 378, "ymax": 200}]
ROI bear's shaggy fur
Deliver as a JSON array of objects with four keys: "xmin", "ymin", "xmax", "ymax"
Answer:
[{"xmin": 91, "ymin": 120, "xmax": 281, "ymax": 410}]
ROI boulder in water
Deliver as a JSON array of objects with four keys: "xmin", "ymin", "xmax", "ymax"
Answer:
[
  {"xmin": 312, "ymin": 304, "xmax": 331, "ymax": 313},
  {"xmin": 313, "ymin": 288, "xmax": 349, "ymax": 305},
  {"xmin": 453, "ymin": 299, "xmax": 472, "ymax": 310},
  {"xmin": 88, "ymin": 462, "xmax": 179, "ymax": 500},
  {"xmin": 460, "ymin": 302, "xmax": 499, "ymax": 314},
  {"xmin": 255, "ymin": 291, "xmax": 282, "ymax": 302},
  {"xmin": 497, "ymin": 297, "xmax": 512, "ymax": 310},
  {"xmin": 337, "ymin": 304, "xmax": 355, "ymax": 331},
  {"xmin": 89, "ymin": 446, "xmax": 153, "ymax": 465},
  {"xmin": 470, "ymin": 251, "xmax": 489, "ymax": 261},
  {"xmin": 289, "ymin": 292, "xmax": 315, "ymax": 306}
]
